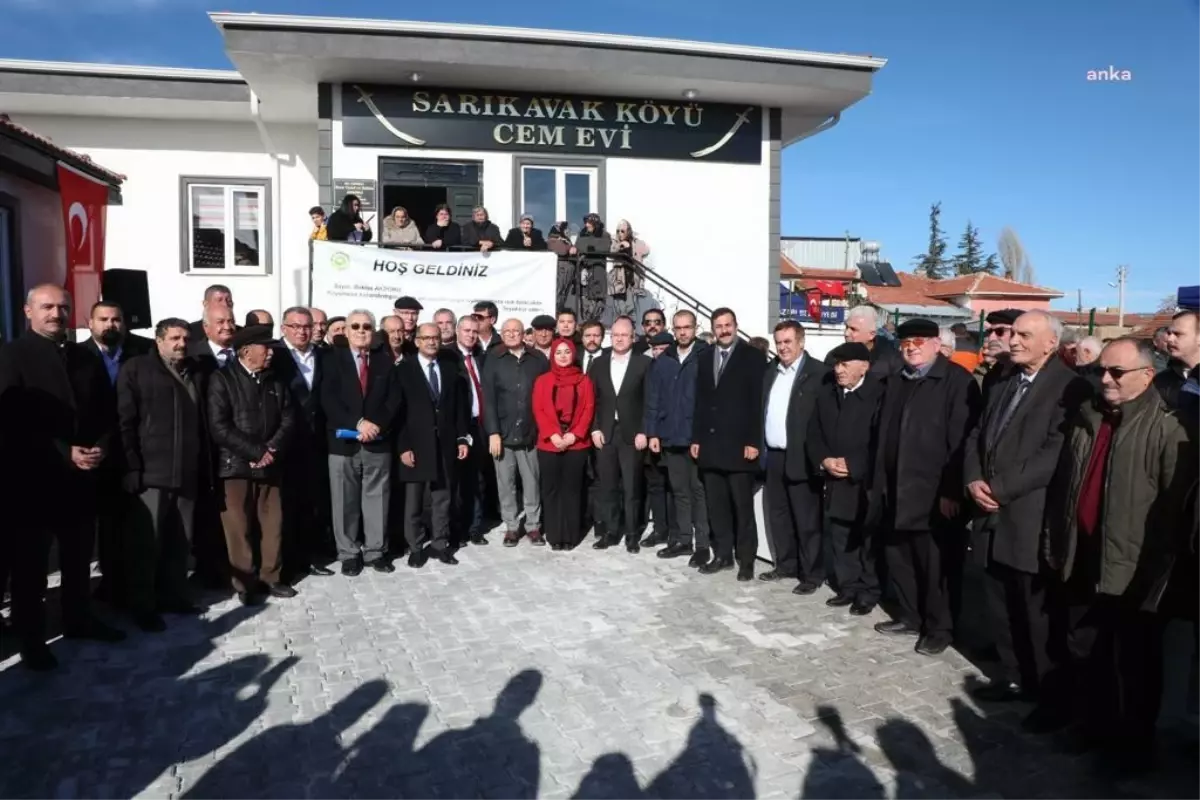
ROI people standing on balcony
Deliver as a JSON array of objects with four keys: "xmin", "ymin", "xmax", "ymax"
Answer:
[
  {"xmin": 309, "ymin": 206, "xmax": 328, "ymax": 241},
  {"xmin": 609, "ymin": 219, "xmax": 650, "ymax": 321},
  {"xmin": 381, "ymin": 206, "xmax": 423, "ymax": 247},
  {"xmin": 424, "ymin": 204, "xmax": 462, "ymax": 250},
  {"xmin": 461, "ymin": 206, "xmax": 503, "ymax": 252},
  {"xmin": 532, "ymin": 338, "xmax": 596, "ymax": 551},
  {"xmin": 326, "ymin": 194, "xmax": 373, "ymax": 243},
  {"xmin": 505, "ymin": 214, "xmax": 548, "ymax": 251},
  {"xmin": 830, "ymin": 306, "xmax": 902, "ymax": 380},
  {"xmin": 571, "ymin": 213, "xmax": 611, "ymax": 323},
  {"xmin": 548, "ymin": 221, "xmax": 577, "ymax": 314}
]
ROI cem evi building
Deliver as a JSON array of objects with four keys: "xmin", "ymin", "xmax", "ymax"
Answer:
[{"xmin": 0, "ymin": 12, "xmax": 884, "ymax": 338}]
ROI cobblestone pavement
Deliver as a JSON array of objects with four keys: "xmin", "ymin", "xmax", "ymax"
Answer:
[{"xmin": 1, "ymin": 533, "xmax": 1195, "ymax": 799}]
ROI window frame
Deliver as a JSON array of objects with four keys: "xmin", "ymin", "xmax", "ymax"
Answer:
[
  {"xmin": 511, "ymin": 156, "xmax": 606, "ymax": 232},
  {"xmin": 178, "ymin": 176, "xmax": 272, "ymax": 276}
]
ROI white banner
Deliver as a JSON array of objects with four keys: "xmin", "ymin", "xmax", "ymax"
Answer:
[{"xmin": 310, "ymin": 241, "xmax": 556, "ymax": 326}]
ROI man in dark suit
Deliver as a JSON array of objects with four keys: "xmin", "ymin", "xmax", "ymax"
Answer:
[
  {"xmin": 691, "ymin": 308, "xmax": 768, "ymax": 580},
  {"xmin": 965, "ymin": 310, "xmax": 1090, "ymax": 701},
  {"xmin": 273, "ymin": 306, "xmax": 335, "ymax": 579},
  {"xmin": 473, "ymin": 301, "xmax": 504, "ymax": 354},
  {"xmin": 872, "ymin": 318, "xmax": 981, "ymax": 656},
  {"xmin": 187, "ymin": 283, "xmax": 237, "ymax": 344},
  {"xmin": 449, "ymin": 313, "xmax": 491, "ymax": 546},
  {"xmin": 395, "ymin": 323, "xmax": 471, "ymax": 567},
  {"xmin": 82, "ymin": 299, "xmax": 153, "ymax": 606},
  {"xmin": 0, "ymin": 284, "xmax": 125, "ymax": 670},
  {"xmin": 760, "ymin": 320, "xmax": 830, "ymax": 593},
  {"xmin": 320, "ymin": 309, "xmax": 403, "ymax": 575},
  {"xmin": 590, "ymin": 316, "xmax": 653, "ymax": 553}
]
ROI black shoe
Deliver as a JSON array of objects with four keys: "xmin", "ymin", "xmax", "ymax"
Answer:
[
  {"xmin": 626, "ymin": 539, "xmax": 641, "ymax": 554},
  {"xmin": 593, "ymin": 535, "xmax": 617, "ymax": 550},
  {"xmin": 20, "ymin": 645, "xmax": 58, "ymax": 672},
  {"xmin": 236, "ymin": 591, "xmax": 265, "ymax": 606},
  {"xmin": 470, "ymin": 534, "xmax": 489, "ymax": 545},
  {"xmin": 63, "ymin": 617, "xmax": 126, "ymax": 643},
  {"xmin": 737, "ymin": 564, "xmax": 754, "ymax": 582},
  {"xmin": 367, "ymin": 559, "xmax": 396, "ymax": 574},
  {"xmin": 874, "ymin": 620, "xmax": 920, "ymax": 636},
  {"xmin": 657, "ymin": 542, "xmax": 693, "ymax": 559},
  {"xmin": 267, "ymin": 584, "xmax": 298, "ymax": 599},
  {"xmin": 503, "ymin": 532, "xmax": 521, "ymax": 547},
  {"xmin": 699, "ymin": 557, "xmax": 735, "ymax": 575},
  {"xmin": 849, "ymin": 602, "xmax": 876, "ymax": 616},
  {"xmin": 341, "ymin": 558, "xmax": 363, "ymax": 577},
  {"xmin": 757, "ymin": 569, "xmax": 796, "ymax": 583},
  {"xmin": 551, "ymin": 543, "xmax": 565, "ymax": 551},
  {"xmin": 640, "ymin": 532, "xmax": 668, "ymax": 548},
  {"xmin": 1021, "ymin": 705, "xmax": 1071, "ymax": 735},
  {"xmin": 308, "ymin": 564, "xmax": 336, "ymax": 577},
  {"xmin": 825, "ymin": 593, "xmax": 855, "ymax": 607},
  {"xmin": 792, "ymin": 581, "xmax": 822, "ymax": 596},
  {"xmin": 688, "ymin": 548, "xmax": 711, "ymax": 568},
  {"xmin": 133, "ymin": 613, "xmax": 167, "ymax": 633},
  {"xmin": 159, "ymin": 599, "xmax": 203, "ymax": 615},
  {"xmin": 971, "ymin": 681, "xmax": 1034, "ymax": 703},
  {"xmin": 436, "ymin": 550, "xmax": 459, "ymax": 565},
  {"xmin": 408, "ymin": 550, "xmax": 428, "ymax": 569},
  {"xmin": 915, "ymin": 635, "xmax": 951, "ymax": 656}
]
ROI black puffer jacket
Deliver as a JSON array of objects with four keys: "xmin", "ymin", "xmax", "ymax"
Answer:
[
  {"xmin": 207, "ymin": 362, "xmax": 296, "ymax": 482},
  {"xmin": 480, "ymin": 346, "xmax": 549, "ymax": 447},
  {"xmin": 117, "ymin": 354, "xmax": 209, "ymax": 493}
]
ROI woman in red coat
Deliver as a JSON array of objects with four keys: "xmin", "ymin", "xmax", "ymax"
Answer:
[{"xmin": 532, "ymin": 337, "xmax": 595, "ymax": 550}]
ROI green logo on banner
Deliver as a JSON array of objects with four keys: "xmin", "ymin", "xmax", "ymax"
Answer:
[{"xmin": 330, "ymin": 251, "xmax": 350, "ymax": 271}]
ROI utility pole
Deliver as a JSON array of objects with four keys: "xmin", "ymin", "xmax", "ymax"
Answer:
[
  {"xmin": 1076, "ymin": 289, "xmax": 1083, "ymax": 317},
  {"xmin": 1108, "ymin": 265, "xmax": 1129, "ymax": 327}
]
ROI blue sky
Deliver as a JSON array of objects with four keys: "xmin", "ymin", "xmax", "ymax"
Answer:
[{"xmin": 6, "ymin": 0, "xmax": 1198, "ymax": 311}]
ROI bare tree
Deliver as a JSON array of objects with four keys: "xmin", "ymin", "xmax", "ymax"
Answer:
[
  {"xmin": 1156, "ymin": 293, "xmax": 1179, "ymax": 314},
  {"xmin": 997, "ymin": 227, "xmax": 1035, "ymax": 284}
]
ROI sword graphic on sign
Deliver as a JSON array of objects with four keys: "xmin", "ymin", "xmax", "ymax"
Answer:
[
  {"xmin": 352, "ymin": 85, "xmax": 427, "ymax": 147},
  {"xmin": 690, "ymin": 107, "xmax": 756, "ymax": 159}
]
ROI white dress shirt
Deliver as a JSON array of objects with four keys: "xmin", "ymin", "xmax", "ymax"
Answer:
[
  {"xmin": 418, "ymin": 353, "xmax": 441, "ymax": 396},
  {"xmin": 460, "ymin": 347, "xmax": 481, "ymax": 419},
  {"xmin": 583, "ymin": 349, "xmax": 600, "ymax": 373},
  {"xmin": 764, "ymin": 355, "xmax": 803, "ymax": 449},
  {"xmin": 610, "ymin": 351, "xmax": 631, "ymax": 420},
  {"xmin": 286, "ymin": 341, "xmax": 316, "ymax": 389},
  {"xmin": 842, "ymin": 375, "xmax": 865, "ymax": 397},
  {"xmin": 208, "ymin": 339, "xmax": 233, "ymax": 366}
]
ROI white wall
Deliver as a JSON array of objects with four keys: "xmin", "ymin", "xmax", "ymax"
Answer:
[{"xmin": 11, "ymin": 114, "xmax": 319, "ymax": 329}]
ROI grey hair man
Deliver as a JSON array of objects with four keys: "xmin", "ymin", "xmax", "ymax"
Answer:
[{"xmin": 831, "ymin": 305, "xmax": 903, "ymax": 378}]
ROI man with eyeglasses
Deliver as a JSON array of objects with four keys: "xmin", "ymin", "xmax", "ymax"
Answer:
[
  {"xmin": 973, "ymin": 308, "xmax": 1021, "ymax": 399},
  {"xmin": 872, "ymin": 318, "xmax": 980, "ymax": 656},
  {"xmin": 964, "ymin": 311, "xmax": 1091, "ymax": 705},
  {"xmin": 634, "ymin": 309, "xmax": 666, "ymax": 356},
  {"xmin": 1034, "ymin": 337, "xmax": 1193, "ymax": 772},
  {"xmin": 274, "ymin": 306, "xmax": 335, "ymax": 580},
  {"xmin": 473, "ymin": 301, "xmax": 502, "ymax": 353}
]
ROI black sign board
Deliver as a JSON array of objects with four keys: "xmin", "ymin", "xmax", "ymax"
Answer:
[
  {"xmin": 341, "ymin": 84, "xmax": 762, "ymax": 165},
  {"xmin": 332, "ymin": 178, "xmax": 377, "ymax": 211}
]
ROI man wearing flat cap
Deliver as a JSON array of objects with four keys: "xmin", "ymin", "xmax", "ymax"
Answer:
[
  {"xmin": 975, "ymin": 308, "xmax": 1022, "ymax": 399},
  {"xmin": 207, "ymin": 324, "xmax": 298, "ymax": 604},
  {"xmin": 530, "ymin": 314, "xmax": 556, "ymax": 360},
  {"xmin": 807, "ymin": 341, "xmax": 885, "ymax": 615},
  {"xmin": 387, "ymin": 296, "xmax": 423, "ymax": 358},
  {"xmin": 871, "ymin": 318, "xmax": 980, "ymax": 655}
]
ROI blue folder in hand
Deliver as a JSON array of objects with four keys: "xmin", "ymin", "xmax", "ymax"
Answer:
[{"xmin": 335, "ymin": 429, "xmax": 360, "ymax": 439}]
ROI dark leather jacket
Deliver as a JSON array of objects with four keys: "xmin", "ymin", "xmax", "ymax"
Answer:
[{"xmin": 207, "ymin": 362, "xmax": 296, "ymax": 482}]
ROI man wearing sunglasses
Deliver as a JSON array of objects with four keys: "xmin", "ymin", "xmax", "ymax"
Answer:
[
  {"xmin": 1035, "ymin": 337, "xmax": 1192, "ymax": 772},
  {"xmin": 973, "ymin": 308, "xmax": 1022, "ymax": 399},
  {"xmin": 871, "ymin": 318, "xmax": 981, "ymax": 657}
]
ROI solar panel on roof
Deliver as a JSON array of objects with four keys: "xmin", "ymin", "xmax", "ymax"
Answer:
[
  {"xmin": 875, "ymin": 261, "xmax": 902, "ymax": 287},
  {"xmin": 857, "ymin": 261, "xmax": 885, "ymax": 286}
]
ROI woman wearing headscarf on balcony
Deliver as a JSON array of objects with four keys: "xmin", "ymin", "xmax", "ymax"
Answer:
[
  {"xmin": 609, "ymin": 219, "xmax": 651, "ymax": 321},
  {"xmin": 423, "ymin": 204, "xmax": 462, "ymax": 250},
  {"xmin": 326, "ymin": 194, "xmax": 373, "ymax": 243},
  {"xmin": 504, "ymin": 214, "xmax": 548, "ymax": 251},
  {"xmin": 570, "ymin": 213, "xmax": 610, "ymax": 323},
  {"xmin": 381, "ymin": 206, "xmax": 423, "ymax": 247}
]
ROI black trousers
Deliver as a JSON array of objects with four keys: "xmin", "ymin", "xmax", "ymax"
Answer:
[
  {"xmin": 454, "ymin": 419, "xmax": 488, "ymax": 544},
  {"xmin": 585, "ymin": 450, "xmax": 605, "ymax": 538},
  {"xmin": 281, "ymin": 435, "xmax": 333, "ymax": 574},
  {"xmin": 539, "ymin": 449, "xmax": 589, "ymax": 547},
  {"xmin": 96, "ymin": 474, "xmax": 132, "ymax": 597},
  {"xmin": 884, "ymin": 527, "xmax": 953, "ymax": 637},
  {"xmin": 764, "ymin": 450, "xmax": 823, "ymax": 581},
  {"xmin": 597, "ymin": 422, "xmax": 643, "ymax": 541},
  {"xmin": 827, "ymin": 515, "xmax": 880, "ymax": 605},
  {"xmin": 9, "ymin": 512, "xmax": 94, "ymax": 650},
  {"xmin": 663, "ymin": 448, "xmax": 710, "ymax": 550},
  {"xmin": 126, "ymin": 487, "xmax": 195, "ymax": 615},
  {"xmin": 644, "ymin": 452, "xmax": 677, "ymax": 540},
  {"xmin": 703, "ymin": 469, "xmax": 758, "ymax": 566},
  {"xmin": 403, "ymin": 450, "xmax": 454, "ymax": 553},
  {"xmin": 984, "ymin": 560, "xmax": 1051, "ymax": 691},
  {"xmin": 191, "ymin": 483, "xmax": 228, "ymax": 583}
]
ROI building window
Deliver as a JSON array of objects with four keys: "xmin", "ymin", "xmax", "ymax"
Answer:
[
  {"xmin": 519, "ymin": 165, "xmax": 599, "ymax": 230},
  {"xmin": 180, "ymin": 177, "xmax": 271, "ymax": 274}
]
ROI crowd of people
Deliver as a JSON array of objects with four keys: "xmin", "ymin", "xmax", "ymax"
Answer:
[{"xmin": 0, "ymin": 279, "xmax": 1196, "ymax": 774}]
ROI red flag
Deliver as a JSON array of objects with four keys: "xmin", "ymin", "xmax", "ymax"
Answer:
[
  {"xmin": 813, "ymin": 279, "xmax": 846, "ymax": 298},
  {"xmin": 806, "ymin": 289, "xmax": 822, "ymax": 322},
  {"xmin": 57, "ymin": 164, "xmax": 109, "ymax": 328}
]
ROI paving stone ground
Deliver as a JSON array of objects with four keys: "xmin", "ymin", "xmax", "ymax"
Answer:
[{"xmin": 1, "ymin": 532, "xmax": 1196, "ymax": 799}]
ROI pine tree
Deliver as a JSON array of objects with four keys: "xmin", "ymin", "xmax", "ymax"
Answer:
[
  {"xmin": 982, "ymin": 253, "xmax": 1000, "ymax": 274},
  {"xmin": 953, "ymin": 220, "xmax": 990, "ymax": 275},
  {"xmin": 913, "ymin": 202, "xmax": 949, "ymax": 279}
]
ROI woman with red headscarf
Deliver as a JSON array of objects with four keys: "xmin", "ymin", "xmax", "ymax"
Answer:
[{"xmin": 532, "ymin": 337, "xmax": 596, "ymax": 550}]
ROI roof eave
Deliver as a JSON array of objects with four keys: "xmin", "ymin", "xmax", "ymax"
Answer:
[{"xmin": 0, "ymin": 122, "xmax": 123, "ymax": 186}]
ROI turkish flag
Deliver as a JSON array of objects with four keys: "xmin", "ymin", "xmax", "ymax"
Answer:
[
  {"xmin": 813, "ymin": 279, "xmax": 846, "ymax": 298},
  {"xmin": 57, "ymin": 164, "xmax": 109, "ymax": 328},
  {"xmin": 806, "ymin": 289, "xmax": 822, "ymax": 322}
]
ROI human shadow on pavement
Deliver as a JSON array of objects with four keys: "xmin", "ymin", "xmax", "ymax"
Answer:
[
  {"xmin": 798, "ymin": 707, "xmax": 885, "ymax": 799},
  {"xmin": 645, "ymin": 692, "xmax": 755, "ymax": 800},
  {"xmin": 0, "ymin": 604, "xmax": 293, "ymax": 799},
  {"xmin": 573, "ymin": 753, "xmax": 645, "ymax": 800}
]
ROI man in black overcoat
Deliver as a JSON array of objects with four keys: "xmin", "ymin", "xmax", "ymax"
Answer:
[
  {"xmin": 871, "ymin": 318, "xmax": 981, "ymax": 656},
  {"xmin": 0, "ymin": 284, "xmax": 126, "ymax": 670},
  {"xmin": 964, "ymin": 310, "xmax": 1090, "ymax": 701},
  {"xmin": 691, "ymin": 308, "xmax": 767, "ymax": 580},
  {"xmin": 395, "ymin": 323, "xmax": 471, "ymax": 567}
]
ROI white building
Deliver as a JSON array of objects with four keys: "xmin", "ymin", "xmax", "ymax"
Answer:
[{"xmin": 0, "ymin": 12, "xmax": 883, "ymax": 336}]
